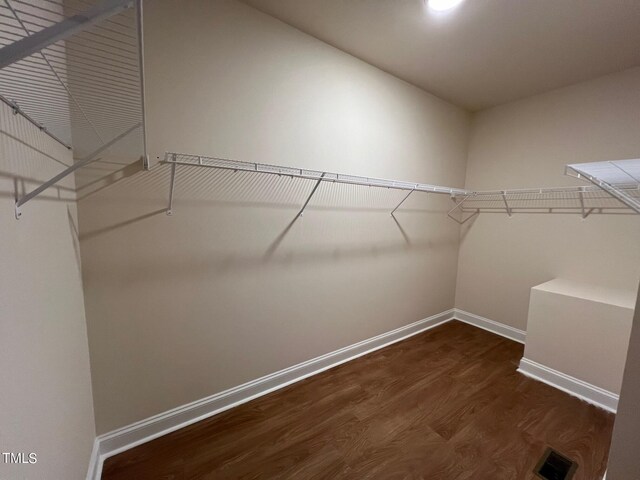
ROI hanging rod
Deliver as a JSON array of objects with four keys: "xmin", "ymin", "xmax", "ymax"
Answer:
[{"xmin": 162, "ymin": 152, "xmax": 469, "ymax": 215}]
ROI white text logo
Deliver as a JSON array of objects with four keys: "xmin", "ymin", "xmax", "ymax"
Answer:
[{"xmin": 1, "ymin": 452, "xmax": 37, "ymax": 464}]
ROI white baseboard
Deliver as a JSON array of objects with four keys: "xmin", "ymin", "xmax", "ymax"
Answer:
[
  {"xmin": 86, "ymin": 438, "xmax": 101, "ymax": 480},
  {"xmin": 88, "ymin": 308, "xmax": 456, "ymax": 479},
  {"xmin": 453, "ymin": 309, "xmax": 526, "ymax": 344},
  {"xmin": 518, "ymin": 357, "xmax": 618, "ymax": 413}
]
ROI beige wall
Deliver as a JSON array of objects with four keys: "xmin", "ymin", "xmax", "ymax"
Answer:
[
  {"xmin": 0, "ymin": 103, "xmax": 96, "ymax": 478},
  {"xmin": 456, "ymin": 68, "xmax": 640, "ymax": 330},
  {"xmin": 607, "ymin": 287, "xmax": 640, "ymax": 479},
  {"xmin": 78, "ymin": 0, "xmax": 470, "ymax": 434}
]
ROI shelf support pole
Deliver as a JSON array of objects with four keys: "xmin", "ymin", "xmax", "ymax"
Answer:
[
  {"xmin": 298, "ymin": 172, "xmax": 327, "ymax": 217},
  {"xmin": 391, "ymin": 187, "xmax": 415, "ymax": 215},
  {"xmin": 298, "ymin": 173, "xmax": 325, "ymax": 217},
  {"xmin": 166, "ymin": 154, "xmax": 177, "ymax": 215},
  {"xmin": 501, "ymin": 191, "xmax": 512, "ymax": 217},
  {"xmin": 578, "ymin": 190, "xmax": 586, "ymax": 218},
  {"xmin": 135, "ymin": 0, "xmax": 148, "ymax": 170}
]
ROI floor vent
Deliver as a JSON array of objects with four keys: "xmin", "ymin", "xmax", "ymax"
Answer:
[{"xmin": 534, "ymin": 447, "xmax": 578, "ymax": 480}]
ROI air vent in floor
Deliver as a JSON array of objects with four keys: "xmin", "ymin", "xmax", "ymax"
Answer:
[{"xmin": 534, "ymin": 447, "xmax": 578, "ymax": 480}]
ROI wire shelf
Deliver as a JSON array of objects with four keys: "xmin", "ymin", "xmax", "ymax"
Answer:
[
  {"xmin": 567, "ymin": 159, "xmax": 640, "ymax": 185},
  {"xmin": 1, "ymin": 0, "xmax": 147, "ymax": 218},
  {"xmin": 566, "ymin": 159, "xmax": 640, "ymax": 214},
  {"xmin": 0, "ymin": 0, "xmax": 145, "ymax": 161},
  {"xmin": 163, "ymin": 152, "xmax": 470, "ymax": 196},
  {"xmin": 162, "ymin": 153, "xmax": 640, "ymax": 220},
  {"xmin": 448, "ymin": 159, "xmax": 640, "ymax": 221},
  {"xmin": 450, "ymin": 186, "xmax": 640, "ymax": 219}
]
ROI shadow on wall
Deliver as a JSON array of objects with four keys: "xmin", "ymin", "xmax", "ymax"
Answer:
[
  {"xmin": 0, "ymin": 156, "xmax": 140, "ymax": 217},
  {"xmin": 77, "ymin": 160, "xmax": 144, "ymax": 201},
  {"xmin": 76, "ymin": 159, "xmax": 460, "ymax": 276},
  {"xmin": 79, "ymin": 233, "xmax": 455, "ymax": 285},
  {"xmin": 0, "ymin": 126, "xmax": 71, "ymax": 170},
  {"xmin": 0, "ymin": 171, "xmax": 75, "ymax": 204},
  {"xmin": 66, "ymin": 205, "xmax": 83, "ymax": 272}
]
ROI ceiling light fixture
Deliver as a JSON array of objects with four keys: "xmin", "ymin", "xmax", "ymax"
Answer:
[{"xmin": 427, "ymin": 0, "xmax": 465, "ymax": 12}]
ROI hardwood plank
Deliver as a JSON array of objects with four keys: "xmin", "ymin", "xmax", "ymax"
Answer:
[{"xmin": 103, "ymin": 321, "xmax": 614, "ymax": 479}]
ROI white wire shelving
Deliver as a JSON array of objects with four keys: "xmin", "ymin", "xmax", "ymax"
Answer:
[
  {"xmin": 449, "ymin": 159, "xmax": 640, "ymax": 223},
  {"xmin": 1, "ymin": 1, "xmax": 637, "ymax": 226},
  {"xmin": 162, "ymin": 152, "xmax": 470, "ymax": 216},
  {"xmin": 448, "ymin": 185, "xmax": 640, "ymax": 223},
  {"xmin": 0, "ymin": 0, "xmax": 147, "ymax": 218},
  {"xmin": 566, "ymin": 159, "xmax": 640, "ymax": 214},
  {"xmin": 162, "ymin": 153, "xmax": 640, "ymax": 222}
]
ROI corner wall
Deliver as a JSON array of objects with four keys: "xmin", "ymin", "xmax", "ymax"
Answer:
[
  {"xmin": 78, "ymin": 0, "xmax": 470, "ymax": 434},
  {"xmin": 607, "ymin": 286, "xmax": 640, "ymax": 479},
  {"xmin": 455, "ymin": 68, "xmax": 640, "ymax": 330},
  {"xmin": 0, "ymin": 103, "xmax": 96, "ymax": 478}
]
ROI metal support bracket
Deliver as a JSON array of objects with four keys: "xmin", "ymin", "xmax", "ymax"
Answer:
[
  {"xmin": 299, "ymin": 173, "xmax": 325, "ymax": 217},
  {"xmin": 447, "ymin": 195, "xmax": 479, "ymax": 224},
  {"xmin": 577, "ymin": 189, "xmax": 594, "ymax": 219},
  {"xmin": 501, "ymin": 191, "xmax": 512, "ymax": 217},
  {"xmin": 13, "ymin": 178, "xmax": 21, "ymax": 219},
  {"xmin": 391, "ymin": 187, "xmax": 416, "ymax": 215},
  {"xmin": 135, "ymin": 0, "xmax": 149, "ymax": 167},
  {"xmin": 166, "ymin": 155, "xmax": 177, "ymax": 215},
  {"xmin": 578, "ymin": 189, "xmax": 585, "ymax": 218}
]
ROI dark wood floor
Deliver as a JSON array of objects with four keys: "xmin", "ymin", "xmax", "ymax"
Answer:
[{"xmin": 103, "ymin": 321, "xmax": 614, "ymax": 479}]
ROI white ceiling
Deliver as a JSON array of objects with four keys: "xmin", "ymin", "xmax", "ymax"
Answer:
[{"xmin": 241, "ymin": 0, "xmax": 640, "ymax": 111}]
